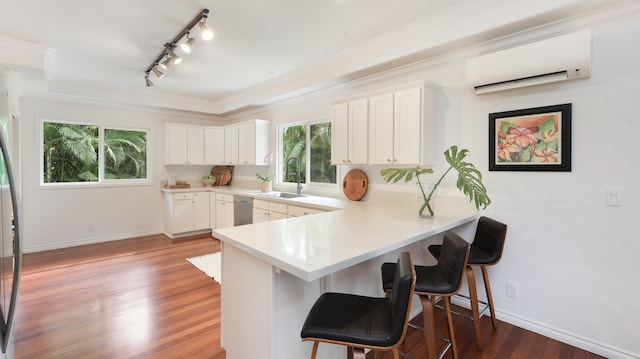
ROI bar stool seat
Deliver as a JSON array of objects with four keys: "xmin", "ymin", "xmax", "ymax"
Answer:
[
  {"xmin": 381, "ymin": 231, "xmax": 470, "ymax": 359},
  {"xmin": 428, "ymin": 216, "xmax": 508, "ymax": 350},
  {"xmin": 301, "ymin": 252, "xmax": 416, "ymax": 359}
]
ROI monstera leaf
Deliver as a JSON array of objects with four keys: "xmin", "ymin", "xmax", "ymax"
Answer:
[{"xmin": 380, "ymin": 145, "xmax": 491, "ymax": 216}]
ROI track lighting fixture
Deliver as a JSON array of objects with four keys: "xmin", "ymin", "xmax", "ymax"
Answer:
[
  {"xmin": 143, "ymin": 9, "xmax": 213, "ymax": 87},
  {"xmin": 159, "ymin": 56, "xmax": 172, "ymax": 70},
  {"xmin": 180, "ymin": 32, "xmax": 195, "ymax": 53},
  {"xmin": 167, "ymin": 47, "xmax": 182, "ymax": 65},
  {"xmin": 151, "ymin": 65, "xmax": 164, "ymax": 79},
  {"xmin": 199, "ymin": 20, "xmax": 214, "ymax": 40},
  {"xmin": 145, "ymin": 73, "xmax": 153, "ymax": 87}
]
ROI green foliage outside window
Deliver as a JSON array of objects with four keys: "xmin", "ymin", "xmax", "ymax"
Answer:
[
  {"xmin": 104, "ymin": 129, "xmax": 147, "ymax": 179},
  {"xmin": 43, "ymin": 121, "xmax": 147, "ymax": 183},
  {"xmin": 43, "ymin": 122, "xmax": 99, "ymax": 182},
  {"xmin": 281, "ymin": 121, "xmax": 335, "ymax": 185},
  {"xmin": 282, "ymin": 124, "xmax": 306, "ymax": 183},
  {"xmin": 309, "ymin": 123, "xmax": 335, "ymax": 183}
]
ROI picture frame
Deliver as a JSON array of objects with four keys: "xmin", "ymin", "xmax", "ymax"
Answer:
[{"xmin": 489, "ymin": 103, "xmax": 571, "ymax": 172}]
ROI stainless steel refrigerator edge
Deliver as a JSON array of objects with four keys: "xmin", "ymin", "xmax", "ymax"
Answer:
[{"xmin": 0, "ymin": 70, "xmax": 22, "ymax": 359}]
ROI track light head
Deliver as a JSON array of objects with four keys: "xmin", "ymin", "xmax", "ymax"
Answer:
[
  {"xmin": 168, "ymin": 48, "xmax": 182, "ymax": 65},
  {"xmin": 159, "ymin": 55, "xmax": 172, "ymax": 70},
  {"xmin": 151, "ymin": 65, "xmax": 164, "ymax": 79},
  {"xmin": 144, "ymin": 73, "xmax": 153, "ymax": 87},
  {"xmin": 180, "ymin": 33, "xmax": 196, "ymax": 53},
  {"xmin": 199, "ymin": 18, "xmax": 214, "ymax": 40}
]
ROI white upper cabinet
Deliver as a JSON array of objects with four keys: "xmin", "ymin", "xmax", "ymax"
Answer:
[
  {"xmin": 367, "ymin": 93, "xmax": 394, "ymax": 165},
  {"xmin": 205, "ymin": 127, "xmax": 225, "ymax": 165},
  {"xmin": 393, "ymin": 87, "xmax": 422, "ymax": 165},
  {"xmin": 224, "ymin": 125, "xmax": 239, "ymax": 165},
  {"xmin": 331, "ymin": 98, "xmax": 368, "ymax": 164},
  {"xmin": 368, "ymin": 84, "xmax": 437, "ymax": 166},
  {"xmin": 330, "ymin": 103, "xmax": 348, "ymax": 164},
  {"xmin": 164, "ymin": 124, "xmax": 204, "ymax": 165},
  {"xmin": 224, "ymin": 120, "xmax": 270, "ymax": 165},
  {"xmin": 165, "ymin": 120, "xmax": 269, "ymax": 166}
]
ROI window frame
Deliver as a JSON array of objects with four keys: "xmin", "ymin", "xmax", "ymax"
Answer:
[
  {"xmin": 277, "ymin": 117, "xmax": 340, "ymax": 194},
  {"xmin": 40, "ymin": 119, "xmax": 152, "ymax": 187}
]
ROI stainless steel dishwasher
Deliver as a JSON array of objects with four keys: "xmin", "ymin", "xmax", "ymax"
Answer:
[{"xmin": 233, "ymin": 195, "xmax": 253, "ymax": 225}]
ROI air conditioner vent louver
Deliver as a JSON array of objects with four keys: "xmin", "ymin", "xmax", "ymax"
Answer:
[{"xmin": 467, "ymin": 30, "xmax": 591, "ymax": 94}]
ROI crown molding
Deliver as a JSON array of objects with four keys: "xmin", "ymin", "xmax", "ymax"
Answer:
[
  {"xmin": 0, "ymin": 36, "xmax": 53, "ymax": 71},
  {"xmin": 22, "ymin": 90, "xmax": 224, "ymax": 120},
  {"xmin": 47, "ymin": 76, "xmax": 223, "ymax": 115},
  {"xmin": 217, "ymin": 0, "xmax": 617, "ymax": 114},
  {"xmin": 8, "ymin": 0, "xmax": 638, "ymax": 117}
]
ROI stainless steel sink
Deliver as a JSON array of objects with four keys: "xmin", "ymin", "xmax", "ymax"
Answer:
[{"xmin": 257, "ymin": 192, "xmax": 311, "ymax": 199}]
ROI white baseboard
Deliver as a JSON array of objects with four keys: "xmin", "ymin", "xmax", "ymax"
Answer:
[
  {"xmin": 446, "ymin": 296, "xmax": 638, "ymax": 359},
  {"xmin": 23, "ymin": 229, "xmax": 162, "ymax": 253}
]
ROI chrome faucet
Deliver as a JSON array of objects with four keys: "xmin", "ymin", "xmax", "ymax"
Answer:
[{"xmin": 285, "ymin": 157, "xmax": 303, "ymax": 194}]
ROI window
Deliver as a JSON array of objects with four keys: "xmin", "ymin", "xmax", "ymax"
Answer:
[
  {"xmin": 280, "ymin": 120, "xmax": 336, "ymax": 186},
  {"xmin": 42, "ymin": 121, "xmax": 149, "ymax": 185}
]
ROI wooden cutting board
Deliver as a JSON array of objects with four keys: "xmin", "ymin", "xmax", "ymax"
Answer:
[{"xmin": 343, "ymin": 169, "xmax": 369, "ymax": 201}]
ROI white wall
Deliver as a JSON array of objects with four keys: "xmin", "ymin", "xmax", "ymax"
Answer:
[
  {"xmin": 12, "ymin": 10, "xmax": 639, "ymax": 359},
  {"xmin": 18, "ymin": 94, "xmax": 226, "ymax": 252},
  {"xmin": 226, "ymin": 16, "xmax": 640, "ymax": 359}
]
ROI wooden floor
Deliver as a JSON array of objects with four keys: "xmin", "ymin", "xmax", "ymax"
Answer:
[
  {"xmin": 14, "ymin": 233, "xmax": 224, "ymax": 359},
  {"xmin": 13, "ymin": 234, "xmax": 604, "ymax": 359}
]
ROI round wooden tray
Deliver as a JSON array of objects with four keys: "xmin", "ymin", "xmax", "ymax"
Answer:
[
  {"xmin": 342, "ymin": 169, "xmax": 369, "ymax": 201},
  {"xmin": 210, "ymin": 166, "xmax": 234, "ymax": 186}
]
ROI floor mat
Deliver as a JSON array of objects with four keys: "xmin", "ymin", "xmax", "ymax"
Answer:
[{"xmin": 187, "ymin": 252, "xmax": 221, "ymax": 284}]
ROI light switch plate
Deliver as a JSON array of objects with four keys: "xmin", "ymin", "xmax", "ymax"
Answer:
[{"xmin": 606, "ymin": 188, "xmax": 623, "ymax": 207}]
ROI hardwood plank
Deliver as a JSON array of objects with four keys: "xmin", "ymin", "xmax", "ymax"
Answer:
[
  {"xmin": 14, "ymin": 233, "xmax": 224, "ymax": 359},
  {"xmin": 14, "ymin": 233, "xmax": 605, "ymax": 359},
  {"xmin": 369, "ymin": 304, "xmax": 605, "ymax": 359}
]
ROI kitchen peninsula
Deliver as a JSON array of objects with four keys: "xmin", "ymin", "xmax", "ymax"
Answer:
[{"xmin": 213, "ymin": 193, "xmax": 478, "ymax": 359}]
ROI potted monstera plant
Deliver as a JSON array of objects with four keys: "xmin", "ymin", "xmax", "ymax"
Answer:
[{"xmin": 380, "ymin": 145, "xmax": 491, "ymax": 217}]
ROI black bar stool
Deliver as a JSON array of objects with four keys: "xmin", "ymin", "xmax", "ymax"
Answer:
[
  {"xmin": 428, "ymin": 216, "xmax": 508, "ymax": 349},
  {"xmin": 301, "ymin": 252, "xmax": 416, "ymax": 359},
  {"xmin": 381, "ymin": 231, "xmax": 470, "ymax": 359}
]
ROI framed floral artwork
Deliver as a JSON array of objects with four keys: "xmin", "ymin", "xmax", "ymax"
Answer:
[{"xmin": 489, "ymin": 103, "xmax": 571, "ymax": 171}]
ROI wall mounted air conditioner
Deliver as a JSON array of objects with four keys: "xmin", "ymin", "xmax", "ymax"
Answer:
[{"xmin": 467, "ymin": 30, "xmax": 591, "ymax": 95}]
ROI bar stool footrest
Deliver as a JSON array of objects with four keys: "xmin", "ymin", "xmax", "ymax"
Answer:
[
  {"xmin": 434, "ymin": 293, "xmax": 492, "ymax": 321},
  {"xmin": 406, "ymin": 322, "xmax": 453, "ymax": 359}
]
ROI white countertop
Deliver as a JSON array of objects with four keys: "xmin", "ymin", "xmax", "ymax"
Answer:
[
  {"xmin": 162, "ymin": 185, "xmax": 346, "ymax": 211},
  {"xmin": 212, "ymin": 193, "xmax": 477, "ymax": 281}
]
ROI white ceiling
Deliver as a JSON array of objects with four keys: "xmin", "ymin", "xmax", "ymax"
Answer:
[{"xmin": 0, "ymin": 0, "xmax": 632, "ymax": 114}]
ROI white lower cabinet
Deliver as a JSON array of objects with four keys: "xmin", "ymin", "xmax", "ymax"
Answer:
[
  {"xmin": 209, "ymin": 192, "xmax": 217, "ymax": 229},
  {"xmin": 287, "ymin": 205, "xmax": 324, "ymax": 218},
  {"xmin": 216, "ymin": 193, "xmax": 235, "ymax": 228},
  {"xmin": 164, "ymin": 190, "xmax": 331, "ymax": 236},
  {"xmin": 253, "ymin": 199, "xmax": 288, "ymax": 223},
  {"xmin": 164, "ymin": 191, "xmax": 210, "ymax": 236}
]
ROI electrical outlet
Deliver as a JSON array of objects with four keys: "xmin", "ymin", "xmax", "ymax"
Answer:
[
  {"xmin": 88, "ymin": 223, "xmax": 95, "ymax": 232},
  {"xmin": 506, "ymin": 281, "xmax": 519, "ymax": 298}
]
